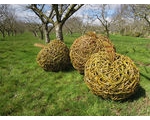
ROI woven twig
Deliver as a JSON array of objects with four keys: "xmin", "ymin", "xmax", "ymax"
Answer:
[
  {"xmin": 84, "ymin": 51, "xmax": 140, "ymax": 100},
  {"xmin": 34, "ymin": 43, "xmax": 46, "ymax": 48},
  {"xmin": 70, "ymin": 32, "xmax": 116, "ymax": 74},
  {"xmin": 36, "ymin": 40, "xmax": 70, "ymax": 72}
]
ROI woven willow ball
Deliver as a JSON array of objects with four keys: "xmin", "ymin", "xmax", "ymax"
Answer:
[
  {"xmin": 36, "ymin": 40, "xmax": 70, "ymax": 72},
  {"xmin": 84, "ymin": 51, "xmax": 140, "ymax": 101},
  {"xmin": 70, "ymin": 32, "xmax": 115, "ymax": 74}
]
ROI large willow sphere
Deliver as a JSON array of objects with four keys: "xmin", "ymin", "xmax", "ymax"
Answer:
[
  {"xmin": 84, "ymin": 51, "xmax": 140, "ymax": 101},
  {"xmin": 36, "ymin": 40, "xmax": 70, "ymax": 72},
  {"xmin": 70, "ymin": 32, "xmax": 115, "ymax": 74}
]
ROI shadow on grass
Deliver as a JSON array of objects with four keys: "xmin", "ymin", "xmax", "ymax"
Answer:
[
  {"xmin": 44, "ymin": 63, "xmax": 76, "ymax": 73},
  {"xmin": 98, "ymin": 85, "xmax": 146, "ymax": 103},
  {"xmin": 121, "ymin": 85, "xmax": 146, "ymax": 103},
  {"xmin": 59, "ymin": 63, "xmax": 77, "ymax": 73},
  {"xmin": 64, "ymin": 64, "xmax": 76, "ymax": 72}
]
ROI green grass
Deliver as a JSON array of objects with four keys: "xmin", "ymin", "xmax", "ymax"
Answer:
[{"xmin": 0, "ymin": 32, "xmax": 150, "ymax": 115}]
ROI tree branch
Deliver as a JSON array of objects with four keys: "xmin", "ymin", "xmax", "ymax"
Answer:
[
  {"xmin": 52, "ymin": 4, "xmax": 61, "ymax": 22},
  {"xmin": 29, "ymin": 4, "xmax": 54, "ymax": 24},
  {"xmin": 96, "ymin": 15, "xmax": 105, "ymax": 27},
  {"xmin": 61, "ymin": 4, "xmax": 84, "ymax": 24}
]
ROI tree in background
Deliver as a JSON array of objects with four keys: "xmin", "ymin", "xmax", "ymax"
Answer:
[
  {"xmin": 28, "ymin": 4, "xmax": 54, "ymax": 43},
  {"xmin": 25, "ymin": 15, "xmax": 46, "ymax": 40},
  {"xmin": 130, "ymin": 4, "xmax": 150, "ymax": 37},
  {"xmin": 96, "ymin": 4, "xmax": 112, "ymax": 37},
  {"xmin": 2, "ymin": 4, "xmax": 150, "ymax": 39},
  {"xmin": 87, "ymin": 4, "xmax": 117, "ymax": 38},
  {"xmin": 131, "ymin": 4, "xmax": 150, "ymax": 26},
  {"xmin": 64, "ymin": 17, "xmax": 83, "ymax": 35},
  {"xmin": 64, "ymin": 15, "xmax": 95, "ymax": 35},
  {"xmin": 111, "ymin": 4, "xmax": 150, "ymax": 37},
  {"xmin": 0, "ymin": 4, "xmax": 25, "ymax": 38},
  {"xmin": 28, "ymin": 4, "xmax": 83, "ymax": 42},
  {"xmin": 0, "ymin": 4, "xmax": 9, "ymax": 37}
]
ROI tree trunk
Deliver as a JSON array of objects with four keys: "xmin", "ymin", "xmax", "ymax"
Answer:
[
  {"xmin": 40, "ymin": 29, "xmax": 44, "ymax": 40},
  {"xmin": 105, "ymin": 26, "xmax": 110, "ymax": 38},
  {"xmin": 55, "ymin": 23, "xmax": 63, "ymax": 41},
  {"xmin": 65, "ymin": 24, "xmax": 73, "ymax": 35},
  {"xmin": 7, "ymin": 31, "xmax": 10, "ymax": 36},
  {"xmin": 1, "ymin": 30, "xmax": 5, "ymax": 38},
  {"xmin": 14, "ymin": 30, "xmax": 17, "ymax": 36},
  {"xmin": 43, "ymin": 24, "xmax": 50, "ymax": 43},
  {"xmin": 32, "ymin": 31, "xmax": 38, "ymax": 37},
  {"xmin": 11, "ymin": 30, "xmax": 14, "ymax": 36}
]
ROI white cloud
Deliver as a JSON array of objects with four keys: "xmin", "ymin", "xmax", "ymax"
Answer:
[
  {"xmin": 72, "ymin": 4, "xmax": 120, "ymax": 25},
  {"xmin": 10, "ymin": 4, "xmax": 39, "ymax": 22}
]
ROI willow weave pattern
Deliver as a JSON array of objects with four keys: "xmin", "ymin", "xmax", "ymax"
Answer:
[
  {"xmin": 36, "ymin": 40, "xmax": 70, "ymax": 72},
  {"xmin": 70, "ymin": 32, "xmax": 116, "ymax": 74},
  {"xmin": 84, "ymin": 51, "xmax": 140, "ymax": 100}
]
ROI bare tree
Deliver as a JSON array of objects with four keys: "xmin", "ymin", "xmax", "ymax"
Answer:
[
  {"xmin": 91, "ymin": 4, "xmax": 115, "ymax": 37},
  {"xmin": 25, "ymin": 14, "xmax": 49, "ymax": 40},
  {"xmin": 64, "ymin": 17, "xmax": 81, "ymax": 35},
  {"xmin": 110, "ymin": 5, "xmax": 130, "ymax": 35},
  {"xmin": 0, "ymin": 4, "xmax": 9, "ymax": 37},
  {"xmin": 130, "ymin": 4, "xmax": 150, "ymax": 36},
  {"xmin": 113, "ymin": 4, "xmax": 150, "ymax": 37},
  {"xmin": 131, "ymin": 4, "xmax": 150, "ymax": 26},
  {"xmin": 0, "ymin": 4, "xmax": 20, "ymax": 37},
  {"xmin": 28, "ymin": 4, "xmax": 54, "ymax": 43},
  {"xmin": 28, "ymin": 4, "xmax": 83, "ymax": 41},
  {"xmin": 25, "ymin": 21, "xmax": 40, "ymax": 37},
  {"xmin": 64, "ymin": 14, "xmax": 95, "ymax": 35},
  {"xmin": 5, "ymin": 10, "xmax": 17, "ymax": 36}
]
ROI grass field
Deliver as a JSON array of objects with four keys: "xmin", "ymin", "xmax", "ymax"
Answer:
[{"xmin": 0, "ymin": 32, "xmax": 150, "ymax": 116}]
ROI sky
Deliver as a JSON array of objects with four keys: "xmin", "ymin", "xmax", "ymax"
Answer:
[
  {"xmin": 1, "ymin": 0, "xmax": 150, "ymax": 4},
  {"xmin": 11, "ymin": 4, "xmax": 37, "ymax": 21},
  {"xmin": 75, "ymin": 4, "xmax": 120, "ymax": 24},
  {"xmin": 6, "ymin": 2, "xmax": 150, "ymax": 25},
  {"xmin": 9, "ymin": 4, "xmax": 119, "ymax": 25}
]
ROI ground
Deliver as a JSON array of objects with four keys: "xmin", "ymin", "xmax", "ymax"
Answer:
[{"xmin": 0, "ymin": 32, "xmax": 150, "ymax": 115}]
